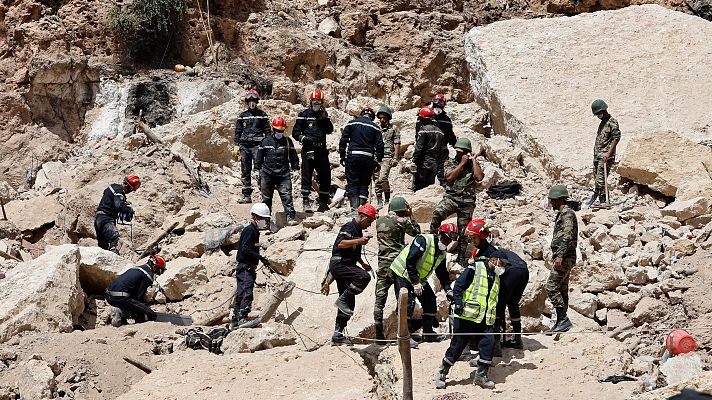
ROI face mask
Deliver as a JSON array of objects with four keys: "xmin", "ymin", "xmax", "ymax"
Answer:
[
  {"xmin": 248, "ymin": 101, "xmax": 257, "ymax": 110},
  {"xmin": 274, "ymin": 132, "xmax": 284, "ymax": 140},
  {"xmin": 312, "ymin": 104, "xmax": 322, "ymax": 112},
  {"xmin": 494, "ymin": 266, "xmax": 506, "ymax": 276},
  {"xmin": 256, "ymin": 219, "xmax": 267, "ymax": 229},
  {"xmin": 438, "ymin": 242, "xmax": 447, "ymax": 251},
  {"xmin": 433, "ymin": 107, "xmax": 443, "ymax": 115}
]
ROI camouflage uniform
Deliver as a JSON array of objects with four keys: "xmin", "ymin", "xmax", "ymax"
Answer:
[
  {"xmin": 373, "ymin": 124, "xmax": 400, "ymax": 200},
  {"xmin": 593, "ymin": 116, "xmax": 621, "ymax": 193},
  {"xmin": 430, "ymin": 156, "xmax": 477, "ymax": 264},
  {"xmin": 374, "ymin": 212, "xmax": 421, "ymax": 322},
  {"xmin": 545, "ymin": 205, "xmax": 578, "ymax": 309}
]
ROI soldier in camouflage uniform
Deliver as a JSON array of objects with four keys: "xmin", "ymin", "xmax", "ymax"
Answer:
[
  {"xmin": 373, "ymin": 106, "xmax": 401, "ymax": 209},
  {"xmin": 430, "ymin": 138, "xmax": 484, "ymax": 265},
  {"xmin": 587, "ymin": 99, "xmax": 621, "ymax": 207},
  {"xmin": 373, "ymin": 196, "xmax": 420, "ymax": 344},
  {"xmin": 545, "ymin": 184, "xmax": 578, "ymax": 333}
]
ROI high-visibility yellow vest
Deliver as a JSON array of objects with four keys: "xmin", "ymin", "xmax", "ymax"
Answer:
[
  {"xmin": 389, "ymin": 234, "xmax": 445, "ymax": 284},
  {"xmin": 457, "ymin": 257, "xmax": 499, "ymax": 325}
]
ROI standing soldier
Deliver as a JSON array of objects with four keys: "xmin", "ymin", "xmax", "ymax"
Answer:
[
  {"xmin": 373, "ymin": 106, "xmax": 401, "ymax": 209},
  {"xmin": 293, "ymin": 89, "xmax": 334, "ymax": 213},
  {"xmin": 373, "ymin": 197, "xmax": 421, "ymax": 345},
  {"xmin": 234, "ymin": 90, "xmax": 271, "ymax": 204},
  {"xmin": 587, "ymin": 99, "xmax": 621, "ymax": 207},
  {"xmin": 330, "ymin": 204, "xmax": 378, "ymax": 346},
  {"xmin": 430, "ymin": 138, "xmax": 484, "ymax": 266},
  {"xmin": 255, "ymin": 117, "xmax": 300, "ymax": 226},
  {"xmin": 434, "ymin": 251, "xmax": 507, "ymax": 390},
  {"xmin": 390, "ymin": 223, "xmax": 456, "ymax": 347},
  {"xmin": 95, "ymin": 175, "xmax": 141, "ymax": 254},
  {"xmin": 416, "ymin": 94, "xmax": 457, "ymax": 187},
  {"xmin": 340, "ymin": 107, "xmax": 384, "ymax": 210},
  {"xmin": 412, "ymin": 106, "xmax": 445, "ymax": 191},
  {"xmin": 546, "ymin": 185, "xmax": 578, "ymax": 333}
]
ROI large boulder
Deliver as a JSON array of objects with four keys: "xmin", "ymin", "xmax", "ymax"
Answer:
[
  {"xmin": 399, "ymin": 185, "xmax": 445, "ymax": 224},
  {"xmin": 630, "ymin": 297, "xmax": 668, "ymax": 326},
  {"xmin": 157, "ymin": 257, "xmax": 209, "ymax": 301},
  {"xmin": 77, "ymin": 246, "xmax": 133, "ymax": 294},
  {"xmin": 465, "ymin": 6, "xmax": 712, "ymax": 178},
  {"xmin": 0, "ymin": 245, "xmax": 85, "ymax": 343},
  {"xmin": 4, "ymin": 195, "xmax": 63, "ymax": 233},
  {"xmin": 661, "ymin": 197, "xmax": 710, "ymax": 222},
  {"xmin": 266, "ymin": 240, "xmax": 303, "ymax": 275}
]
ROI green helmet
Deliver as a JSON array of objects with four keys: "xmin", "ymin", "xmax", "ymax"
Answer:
[
  {"xmin": 591, "ymin": 99, "xmax": 608, "ymax": 114},
  {"xmin": 454, "ymin": 137, "xmax": 472, "ymax": 153},
  {"xmin": 376, "ymin": 106, "xmax": 393, "ymax": 119},
  {"xmin": 389, "ymin": 196, "xmax": 409, "ymax": 213},
  {"xmin": 548, "ymin": 184, "xmax": 569, "ymax": 200}
]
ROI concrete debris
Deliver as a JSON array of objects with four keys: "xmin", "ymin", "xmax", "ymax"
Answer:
[
  {"xmin": 157, "ymin": 258, "xmax": 209, "ymax": 301},
  {"xmin": 222, "ymin": 324, "xmax": 297, "ymax": 353}
]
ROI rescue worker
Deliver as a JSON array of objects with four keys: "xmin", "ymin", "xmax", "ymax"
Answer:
[
  {"xmin": 412, "ymin": 106, "xmax": 445, "ymax": 191},
  {"xmin": 494, "ymin": 249, "xmax": 529, "ymax": 349},
  {"xmin": 293, "ymin": 89, "xmax": 334, "ymax": 213},
  {"xmin": 546, "ymin": 185, "xmax": 578, "ymax": 333},
  {"xmin": 231, "ymin": 203, "xmax": 271, "ymax": 330},
  {"xmin": 373, "ymin": 197, "xmax": 421, "ymax": 345},
  {"xmin": 463, "ymin": 219, "xmax": 496, "ymax": 259},
  {"xmin": 390, "ymin": 223, "xmax": 456, "ymax": 347},
  {"xmin": 340, "ymin": 107, "xmax": 384, "ymax": 210},
  {"xmin": 587, "ymin": 99, "xmax": 621, "ymax": 207},
  {"xmin": 373, "ymin": 106, "xmax": 401, "ymax": 208},
  {"xmin": 95, "ymin": 175, "xmax": 141, "ymax": 254},
  {"xmin": 106, "ymin": 254, "xmax": 166, "ymax": 327},
  {"xmin": 234, "ymin": 90, "xmax": 271, "ymax": 204},
  {"xmin": 330, "ymin": 204, "xmax": 378, "ymax": 346},
  {"xmin": 255, "ymin": 117, "xmax": 300, "ymax": 226},
  {"xmin": 416, "ymin": 94, "xmax": 456, "ymax": 186},
  {"xmin": 430, "ymin": 138, "xmax": 484, "ymax": 266},
  {"xmin": 434, "ymin": 250, "xmax": 507, "ymax": 390}
]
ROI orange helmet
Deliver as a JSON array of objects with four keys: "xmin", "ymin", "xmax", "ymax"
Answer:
[
  {"xmin": 308, "ymin": 89, "xmax": 324, "ymax": 102},
  {"xmin": 418, "ymin": 106, "xmax": 435, "ymax": 120},
  {"xmin": 245, "ymin": 89, "xmax": 260, "ymax": 101},
  {"xmin": 357, "ymin": 203, "xmax": 377, "ymax": 220},
  {"xmin": 271, "ymin": 116, "xmax": 287, "ymax": 131},
  {"xmin": 124, "ymin": 175, "xmax": 141, "ymax": 191},
  {"xmin": 149, "ymin": 254, "xmax": 166, "ymax": 274},
  {"xmin": 464, "ymin": 219, "xmax": 491, "ymax": 240}
]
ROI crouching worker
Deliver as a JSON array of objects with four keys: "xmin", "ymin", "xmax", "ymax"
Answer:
[
  {"xmin": 106, "ymin": 254, "xmax": 166, "ymax": 327},
  {"xmin": 434, "ymin": 250, "xmax": 507, "ymax": 390},
  {"xmin": 232, "ymin": 203, "xmax": 272, "ymax": 330}
]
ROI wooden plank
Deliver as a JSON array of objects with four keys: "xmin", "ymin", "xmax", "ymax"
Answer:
[{"xmin": 397, "ymin": 288, "xmax": 413, "ymax": 400}]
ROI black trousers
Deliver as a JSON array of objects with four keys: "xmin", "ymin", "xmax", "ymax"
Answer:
[
  {"xmin": 261, "ymin": 172, "xmax": 296, "ymax": 218},
  {"xmin": 234, "ymin": 262, "xmax": 257, "ymax": 318},
  {"xmin": 330, "ymin": 260, "xmax": 371, "ymax": 324},
  {"xmin": 106, "ymin": 295, "xmax": 157, "ymax": 322},
  {"xmin": 413, "ymin": 166, "xmax": 437, "ymax": 191},
  {"xmin": 444, "ymin": 317, "xmax": 495, "ymax": 365},
  {"xmin": 240, "ymin": 143, "xmax": 260, "ymax": 196},
  {"xmin": 496, "ymin": 268, "xmax": 529, "ymax": 332},
  {"xmin": 393, "ymin": 273, "xmax": 437, "ymax": 325},
  {"xmin": 301, "ymin": 148, "xmax": 331, "ymax": 203},
  {"xmin": 95, "ymin": 214, "xmax": 120, "ymax": 251},
  {"xmin": 346, "ymin": 155, "xmax": 375, "ymax": 203}
]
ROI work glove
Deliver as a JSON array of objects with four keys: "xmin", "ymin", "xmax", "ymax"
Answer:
[
  {"xmin": 320, "ymin": 270, "xmax": 334, "ymax": 296},
  {"xmin": 373, "ymin": 162, "xmax": 381, "ymax": 173},
  {"xmin": 453, "ymin": 303, "xmax": 464, "ymax": 315},
  {"xmin": 231, "ymin": 147, "xmax": 240, "ymax": 160},
  {"xmin": 391, "ymin": 158, "xmax": 399, "ymax": 167},
  {"xmin": 413, "ymin": 283, "xmax": 424, "ymax": 297},
  {"xmin": 446, "ymin": 289, "xmax": 454, "ymax": 301}
]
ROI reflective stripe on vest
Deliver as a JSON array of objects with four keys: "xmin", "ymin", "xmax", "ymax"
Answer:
[
  {"xmin": 132, "ymin": 266, "xmax": 155, "ymax": 284},
  {"xmin": 457, "ymin": 258, "xmax": 499, "ymax": 325},
  {"xmin": 389, "ymin": 234, "xmax": 445, "ymax": 283}
]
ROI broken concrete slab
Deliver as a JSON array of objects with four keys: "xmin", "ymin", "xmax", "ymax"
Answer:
[
  {"xmin": 662, "ymin": 197, "xmax": 710, "ymax": 222},
  {"xmin": 157, "ymin": 257, "xmax": 209, "ymax": 301},
  {"xmin": 222, "ymin": 323, "xmax": 297, "ymax": 353},
  {"xmin": 4, "ymin": 195, "xmax": 63, "ymax": 233}
]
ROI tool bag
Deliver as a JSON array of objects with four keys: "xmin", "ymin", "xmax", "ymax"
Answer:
[
  {"xmin": 486, "ymin": 180, "xmax": 522, "ymax": 199},
  {"xmin": 185, "ymin": 326, "xmax": 230, "ymax": 354}
]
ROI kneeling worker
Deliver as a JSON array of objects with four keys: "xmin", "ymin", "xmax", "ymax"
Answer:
[{"xmin": 106, "ymin": 254, "xmax": 166, "ymax": 327}]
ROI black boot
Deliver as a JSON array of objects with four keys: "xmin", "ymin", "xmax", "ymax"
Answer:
[
  {"xmin": 331, "ymin": 320, "xmax": 353, "ymax": 346},
  {"xmin": 434, "ymin": 360, "xmax": 451, "ymax": 389},
  {"xmin": 375, "ymin": 193, "xmax": 383, "ymax": 209},
  {"xmin": 474, "ymin": 362, "xmax": 495, "ymax": 389},
  {"xmin": 598, "ymin": 192, "xmax": 607, "ymax": 205},
  {"xmin": 421, "ymin": 316, "xmax": 445, "ymax": 342},
  {"xmin": 348, "ymin": 195, "xmax": 359, "ymax": 212},
  {"xmin": 375, "ymin": 321, "xmax": 387, "ymax": 346},
  {"xmin": 503, "ymin": 321, "xmax": 523, "ymax": 349},
  {"xmin": 316, "ymin": 197, "xmax": 330, "ymax": 212},
  {"xmin": 384, "ymin": 192, "xmax": 390, "ymax": 204},
  {"xmin": 303, "ymin": 197, "xmax": 313, "ymax": 213},
  {"xmin": 585, "ymin": 190, "xmax": 599, "ymax": 208},
  {"xmin": 553, "ymin": 307, "xmax": 572, "ymax": 332},
  {"xmin": 335, "ymin": 292, "xmax": 354, "ymax": 317}
]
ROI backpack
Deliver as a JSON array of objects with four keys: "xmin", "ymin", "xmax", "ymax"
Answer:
[
  {"xmin": 486, "ymin": 180, "xmax": 522, "ymax": 199},
  {"xmin": 185, "ymin": 326, "xmax": 230, "ymax": 354}
]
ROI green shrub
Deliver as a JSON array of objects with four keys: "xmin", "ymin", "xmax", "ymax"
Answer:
[{"xmin": 108, "ymin": 0, "xmax": 188, "ymax": 62}]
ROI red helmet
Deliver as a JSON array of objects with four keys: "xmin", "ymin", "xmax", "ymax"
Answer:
[
  {"xmin": 357, "ymin": 203, "xmax": 377, "ymax": 220},
  {"xmin": 124, "ymin": 175, "xmax": 141, "ymax": 191},
  {"xmin": 149, "ymin": 254, "xmax": 166, "ymax": 274},
  {"xmin": 308, "ymin": 89, "xmax": 324, "ymax": 102},
  {"xmin": 271, "ymin": 116, "xmax": 287, "ymax": 131},
  {"xmin": 438, "ymin": 222, "xmax": 458, "ymax": 243},
  {"xmin": 464, "ymin": 219, "xmax": 491, "ymax": 240},
  {"xmin": 432, "ymin": 93, "xmax": 447, "ymax": 108},
  {"xmin": 418, "ymin": 106, "xmax": 435, "ymax": 120},
  {"xmin": 245, "ymin": 89, "xmax": 260, "ymax": 101}
]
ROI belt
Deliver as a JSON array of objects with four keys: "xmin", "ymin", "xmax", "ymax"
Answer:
[
  {"xmin": 350, "ymin": 150, "xmax": 373, "ymax": 158},
  {"xmin": 96, "ymin": 210, "xmax": 117, "ymax": 219},
  {"xmin": 106, "ymin": 289, "xmax": 130, "ymax": 298}
]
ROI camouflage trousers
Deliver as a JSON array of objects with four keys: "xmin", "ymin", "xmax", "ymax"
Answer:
[
  {"xmin": 430, "ymin": 195, "xmax": 475, "ymax": 265},
  {"xmin": 593, "ymin": 158, "xmax": 614, "ymax": 193},
  {"xmin": 545, "ymin": 257, "xmax": 576, "ymax": 309},
  {"xmin": 373, "ymin": 157, "xmax": 394, "ymax": 197},
  {"xmin": 373, "ymin": 259, "xmax": 395, "ymax": 322}
]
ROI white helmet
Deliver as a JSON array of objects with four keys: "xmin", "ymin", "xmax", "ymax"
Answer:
[{"xmin": 250, "ymin": 203, "xmax": 271, "ymax": 218}]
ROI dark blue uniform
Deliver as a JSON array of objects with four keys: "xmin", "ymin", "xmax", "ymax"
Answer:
[
  {"xmin": 234, "ymin": 108, "xmax": 271, "ymax": 197},
  {"xmin": 416, "ymin": 111, "xmax": 456, "ymax": 186},
  {"xmin": 106, "ymin": 264, "xmax": 156, "ymax": 322},
  {"xmin": 495, "ymin": 249, "xmax": 529, "ymax": 337},
  {"xmin": 339, "ymin": 116, "xmax": 384, "ymax": 207},
  {"xmin": 94, "ymin": 183, "xmax": 131, "ymax": 252},
  {"xmin": 234, "ymin": 222, "xmax": 265, "ymax": 322},
  {"xmin": 292, "ymin": 108, "xmax": 334, "ymax": 206},
  {"xmin": 255, "ymin": 134, "xmax": 300, "ymax": 219}
]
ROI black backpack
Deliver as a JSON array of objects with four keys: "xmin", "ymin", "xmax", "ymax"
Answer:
[
  {"xmin": 486, "ymin": 180, "xmax": 522, "ymax": 199},
  {"xmin": 185, "ymin": 327, "xmax": 230, "ymax": 354}
]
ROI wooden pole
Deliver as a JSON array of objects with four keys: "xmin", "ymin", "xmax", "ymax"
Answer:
[
  {"xmin": 138, "ymin": 222, "xmax": 179, "ymax": 259},
  {"xmin": 397, "ymin": 288, "xmax": 414, "ymax": 400},
  {"xmin": 0, "ymin": 197, "xmax": 6, "ymax": 220},
  {"xmin": 123, "ymin": 357, "xmax": 152, "ymax": 374}
]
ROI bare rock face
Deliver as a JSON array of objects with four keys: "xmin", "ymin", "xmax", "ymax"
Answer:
[
  {"xmin": 157, "ymin": 257, "xmax": 209, "ymax": 301},
  {"xmin": 0, "ymin": 245, "xmax": 85, "ymax": 343},
  {"xmin": 77, "ymin": 246, "xmax": 133, "ymax": 295},
  {"xmin": 466, "ymin": 6, "xmax": 712, "ymax": 178}
]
